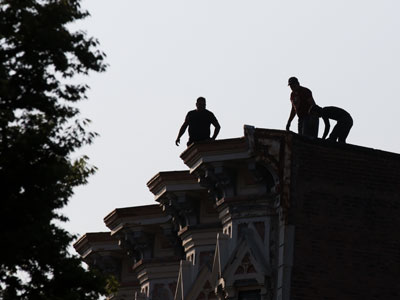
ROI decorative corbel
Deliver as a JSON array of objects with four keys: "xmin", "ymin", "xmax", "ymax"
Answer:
[{"xmin": 196, "ymin": 164, "xmax": 237, "ymax": 201}]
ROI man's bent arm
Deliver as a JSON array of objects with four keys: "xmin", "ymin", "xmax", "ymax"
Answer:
[
  {"xmin": 211, "ymin": 120, "xmax": 221, "ymax": 140},
  {"xmin": 175, "ymin": 121, "xmax": 188, "ymax": 146},
  {"xmin": 321, "ymin": 117, "xmax": 330, "ymax": 140},
  {"xmin": 286, "ymin": 107, "xmax": 296, "ymax": 130}
]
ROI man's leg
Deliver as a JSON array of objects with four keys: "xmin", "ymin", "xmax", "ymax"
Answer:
[
  {"xmin": 337, "ymin": 118, "xmax": 353, "ymax": 143},
  {"xmin": 298, "ymin": 117, "xmax": 304, "ymax": 135},
  {"xmin": 303, "ymin": 115, "xmax": 319, "ymax": 138}
]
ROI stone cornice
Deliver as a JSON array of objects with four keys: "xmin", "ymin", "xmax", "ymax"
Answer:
[
  {"xmin": 146, "ymin": 170, "xmax": 204, "ymax": 201},
  {"xmin": 73, "ymin": 232, "xmax": 124, "ymax": 280},
  {"xmin": 180, "ymin": 138, "xmax": 249, "ymax": 172},
  {"xmin": 132, "ymin": 257, "xmax": 182, "ymax": 285},
  {"xmin": 178, "ymin": 223, "xmax": 222, "ymax": 253},
  {"xmin": 104, "ymin": 204, "xmax": 169, "ymax": 232},
  {"xmin": 73, "ymin": 232, "xmax": 119, "ymax": 259},
  {"xmin": 74, "ymin": 232, "xmax": 113, "ymax": 249}
]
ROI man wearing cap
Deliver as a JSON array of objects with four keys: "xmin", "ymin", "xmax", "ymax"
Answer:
[
  {"xmin": 286, "ymin": 77, "xmax": 319, "ymax": 138},
  {"xmin": 175, "ymin": 97, "xmax": 221, "ymax": 147}
]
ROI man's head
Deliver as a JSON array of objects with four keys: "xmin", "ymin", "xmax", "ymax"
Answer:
[
  {"xmin": 196, "ymin": 97, "xmax": 206, "ymax": 111},
  {"xmin": 288, "ymin": 77, "xmax": 300, "ymax": 91}
]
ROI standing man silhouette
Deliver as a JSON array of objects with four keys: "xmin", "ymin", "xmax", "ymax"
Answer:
[
  {"xmin": 286, "ymin": 77, "xmax": 319, "ymax": 138},
  {"xmin": 175, "ymin": 97, "xmax": 221, "ymax": 147}
]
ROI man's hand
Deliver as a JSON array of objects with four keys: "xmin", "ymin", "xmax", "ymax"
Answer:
[
  {"xmin": 176, "ymin": 121, "xmax": 188, "ymax": 147},
  {"xmin": 287, "ymin": 107, "xmax": 296, "ymax": 131}
]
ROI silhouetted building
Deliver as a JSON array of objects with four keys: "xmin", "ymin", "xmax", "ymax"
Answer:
[{"xmin": 74, "ymin": 126, "xmax": 400, "ymax": 300}]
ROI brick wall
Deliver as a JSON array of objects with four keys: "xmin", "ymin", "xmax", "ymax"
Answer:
[{"xmin": 289, "ymin": 138, "xmax": 400, "ymax": 300}]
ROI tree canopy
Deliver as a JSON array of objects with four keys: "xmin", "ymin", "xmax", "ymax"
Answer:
[{"xmin": 0, "ymin": 0, "xmax": 108, "ymax": 298}]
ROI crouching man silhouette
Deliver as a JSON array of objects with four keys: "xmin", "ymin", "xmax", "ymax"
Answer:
[{"xmin": 311, "ymin": 105, "xmax": 353, "ymax": 143}]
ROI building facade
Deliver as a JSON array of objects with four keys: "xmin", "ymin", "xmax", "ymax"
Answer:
[{"xmin": 74, "ymin": 127, "xmax": 400, "ymax": 300}]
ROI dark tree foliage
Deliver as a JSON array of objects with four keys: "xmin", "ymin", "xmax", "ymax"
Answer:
[{"xmin": 0, "ymin": 0, "xmax": 108, "ymax": 299}]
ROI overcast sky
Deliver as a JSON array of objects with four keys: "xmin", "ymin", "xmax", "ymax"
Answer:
[{"xmin": 62, "ymin": 0, "xmax": 400, "ymax": 241}]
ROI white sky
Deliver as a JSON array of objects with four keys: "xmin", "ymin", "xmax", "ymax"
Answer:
[{"xmin": 62, "ymin": 0, "xmax": 400, "ymax": 240}]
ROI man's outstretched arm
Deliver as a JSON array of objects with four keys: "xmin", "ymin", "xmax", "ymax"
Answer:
[
  {"xmin": 175, "ymin": 120, "xmax": 189, "ymax": 146},
  {"xmin": 211, "ymin": 119, "xmax": 221, "ymax": 140},
  {"xmin": 286, "ymin": 107, "xmax": 296, "ymax": 131}
]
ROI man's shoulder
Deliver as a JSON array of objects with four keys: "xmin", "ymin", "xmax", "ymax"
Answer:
[
  {"xmin": 206, "ymin": 109, "xmax": 218, "ymax": 120},
  {"xmin": 205, "ymin": 109, "xmax": 215, "ymax": 115},
  {"xmin": 299, "ymin": 86, "xmax": 312, "ymax": 94},
  {"xmin": 186, "ymin": 109, "xmax": 197, "ymax": 116}
]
